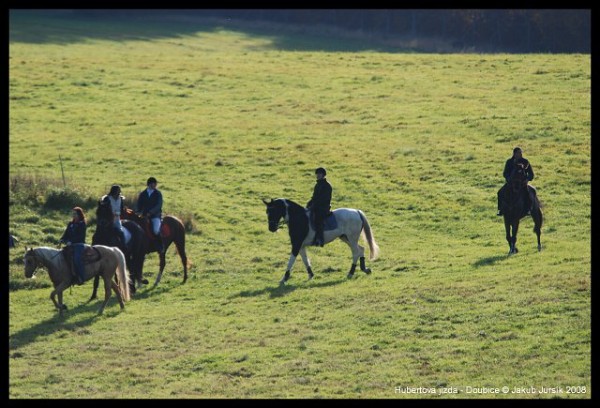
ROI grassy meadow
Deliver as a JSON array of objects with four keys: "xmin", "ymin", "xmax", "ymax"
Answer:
[{"xmin": 8, "ymin": 12, "xmax": 591, "ymax": 399}]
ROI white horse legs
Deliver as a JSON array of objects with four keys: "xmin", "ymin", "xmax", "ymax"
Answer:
[
  {"xmin": 299, "ymin": 247, "xmax": 314, "ymax": 280},
  {"xmin": 280, "ymin": 248, "xmax": 315, "ymax": 285},
  {"xmin": 280, "ymin": 253, "xmax": 297, "ymax": 285}
]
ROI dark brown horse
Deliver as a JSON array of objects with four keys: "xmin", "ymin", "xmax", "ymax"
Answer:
[
  {"xmin": 92, "ymin": 199, "xmax": 148, "ymax": 297},
  {"xmin": 90, "ymin": 208, "xmax": 189, "ymax": 297},
  {"xmin": 24, "ymin": 245, "xmax": 131, "ymax": 317},
  {"xmin": 503, "ymin": 164, "xmax": 543, "ymax": 254}
]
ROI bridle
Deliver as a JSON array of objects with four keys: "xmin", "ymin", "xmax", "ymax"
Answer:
[
  {"xmin": 268, "ymin": 199, "xmax": 289, "ymax": 231},
  {"xmin": 24, "ymin": 249, "xmax": 40, "ymax": 278}
]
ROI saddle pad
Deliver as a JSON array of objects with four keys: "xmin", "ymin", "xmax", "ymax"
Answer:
[
  {"xmin": 308, "ymin": 211, "xmax": 338, "ymax": 231},
  {"xmin": 82, "ymin": 245, "xmax": 101, "ymax": 263},
  {"xmin": 63, "ymin": 244, "xmax": 101, "ymax": 265}
]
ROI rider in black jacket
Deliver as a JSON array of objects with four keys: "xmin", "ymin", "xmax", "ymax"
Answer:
[
  {"xmin": 306, "ymin": 167, "xmax": 332, "ymax": 247},
  {"xmin": 497, "ymin": 147, "xmax": 536, "ymax": 216}
]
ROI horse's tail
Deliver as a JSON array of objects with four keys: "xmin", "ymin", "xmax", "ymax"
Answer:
[
  {"xmin": 358, "ymin": 210, "xmax": 380, "ymax": 260},
  {"xmin": 114, "ymin": 247, "xmax": 131, "ymax": 302}
]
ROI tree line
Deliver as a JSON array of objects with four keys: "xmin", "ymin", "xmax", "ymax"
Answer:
[{"xmin": 71, "ymin": 9, "xmax": 590, "ymax": 53}]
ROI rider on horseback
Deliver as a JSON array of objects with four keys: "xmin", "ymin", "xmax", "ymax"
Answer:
[
  {"xmin": 101, "ymin": 184, "xmax": 127, "ymax": 251},
  {"xmin": 59, "ymin": 206, "xmax": 87, "ymax": 284},
  {"xmin": 306, "ymin": 167, "xmax": 332, "ymax": 247},
  {"xmin": 136, "ymin": 177, "xmax": 164, "ymax": 254},
  {"xmin": 497, "ymin": 147, "xmax": 537, "ymax": 216}
]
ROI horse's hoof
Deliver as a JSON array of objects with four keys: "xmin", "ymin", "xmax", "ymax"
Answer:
[
  {"xmin": 307, "ymin": 273, "xmax": 314, "ymax": 280},
  {"xmin": 279, "ymin": 280, "xmax": 286, "ymax": 286},
  {"xmin": 362, "ymin": 268, "xmax": 372, "ymax": 275},
  {"xmin": 141, "ymin": 279, "xmax": 149, "ymax": 285},
  {"xmin": 347, "ymin": 273, "xmax": 354, "ymax": 279},
  {"xmin": 61, "ymin": 304, "xmax": 68, "ymax": 311}
]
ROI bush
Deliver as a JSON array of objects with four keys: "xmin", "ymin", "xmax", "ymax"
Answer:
[{"xmin": 43, "ymin": 188, "xmax": 97, "ymax": 211}]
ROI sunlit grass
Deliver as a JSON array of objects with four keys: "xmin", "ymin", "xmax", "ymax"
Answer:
[{"xmin": 9, "ymin": 13, "xmax": 590, "ymax": 399}]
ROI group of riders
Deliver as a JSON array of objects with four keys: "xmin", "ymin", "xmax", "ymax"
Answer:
[
  {"xmin": 58, "ymin": 177, "xmax": 164, "ymax": 284},
  {"xmin": 47, "ymin": 147, "xmax": 536, "ymax": 286}
]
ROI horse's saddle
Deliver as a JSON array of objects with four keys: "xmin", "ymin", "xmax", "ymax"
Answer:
[
  {"xmin": 139, "ymin": 218, "xmax": 170, "ymax": 240},
  {"xmin": 307, "ymin": 210, "xmax": 338, "ymax": 231},
  {"xmin": 62, "ymin": 244, "xmax": 101, "ymax": 265}
]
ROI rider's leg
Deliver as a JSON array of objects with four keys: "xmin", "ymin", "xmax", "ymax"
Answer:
[
  {"xmin": 113, "ymin": 218, "xmax": 127, "ymax": 250},
  {"xmin": 151, "ymin": 217, "xmax": 164, "ymax": 253},
  {"xmin": 313, "ymin": 211, "xmax": 325, "ymax": 246},
  {"xmin": 73, "ymin": 243, "xmax": 85, "ymax": 284}
]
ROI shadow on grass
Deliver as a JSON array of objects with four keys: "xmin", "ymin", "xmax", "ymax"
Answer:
[
  {"xmin": 9, "ymin": 280, "xmax": 176, "ymax": 352},
  {"xmin": 232, "ymin": 277, "xmax": 349, "ymax": 299},
  {"xmin": 472, "ymin": 255, "xmax": 507, "ymax": 268}
]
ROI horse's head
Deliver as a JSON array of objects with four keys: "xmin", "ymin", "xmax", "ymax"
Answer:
[
  {"xmin": 510, "ymin": 163, "xmax": 528, "ymax": 191},
  {"xmin": 96, "ymin": 199, "xmax": 113, "ymax": 228},
  {"xmin": 23, "ymin": 247, "xmax": 38, "ymax": 278},
  {"xmin": 263, "ymin": 198, "xmax": 287, "ymax": 232}
]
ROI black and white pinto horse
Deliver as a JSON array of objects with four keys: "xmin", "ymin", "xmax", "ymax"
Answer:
[{"xmin": 263, "ymin": 198, "xmax": 379, "ymax": 285}]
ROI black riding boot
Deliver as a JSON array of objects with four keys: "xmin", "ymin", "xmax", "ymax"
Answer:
[{"xmin": 314, "ymin": 226, "xmax": 324, "ymax": 247}]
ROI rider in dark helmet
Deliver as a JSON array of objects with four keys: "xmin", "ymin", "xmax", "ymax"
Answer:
[
  {"xmin": 497, "ymin": 147, "xmax": 536, "ymax": 216},
  {"xmin": 136, "ymin": 177, "xmax": 164, "ymax": 254},
  {"xmin": 306, "ymin": 167, "xmax": 332, "ymax": 247}
]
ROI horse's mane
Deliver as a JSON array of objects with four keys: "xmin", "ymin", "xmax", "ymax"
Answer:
[
  {"xmin": 277, "ymin": 198, "xmax": 304, "ymax": 211},
  {"xmin": 29, "ymin": 247, "xmax": 68, "ymax": 271}
]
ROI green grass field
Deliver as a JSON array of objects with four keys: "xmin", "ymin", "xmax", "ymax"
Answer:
[{"xmin": 9, "ymin": 11, "xmax": 590, "ymax": 399}]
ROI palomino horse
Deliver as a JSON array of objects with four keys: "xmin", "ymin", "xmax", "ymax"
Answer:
[
  {"xmin": 503, "ymin": 164, "xmax": 543, "ymax": 254},
  {"xmin": 92, "ymin": 199, "xmax": 147, "ymax": 295},
  {"xmin": 263, "ymin": 198, "xmax": 380, "ymax": 285},
  {"xmin": 24, "ymin": 245, "xmax": 131, "ymax": 317}
]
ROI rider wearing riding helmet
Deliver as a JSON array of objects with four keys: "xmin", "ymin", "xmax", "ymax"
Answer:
[
  {"xmin": 497, "ymin": 147, "xmax": 536, "ymax": 216},
  {"xmin": 306, "ymin": 167, "xmax": 332, "ymax": 247},
  {"xmin": 136, "ymin": 177, "xmax": 164, "ymax": 253}
]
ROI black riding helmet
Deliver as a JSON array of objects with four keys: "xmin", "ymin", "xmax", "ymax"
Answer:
[
  {"xmin": 147, "ymin": 177, "xmax": 158, "ymax": 185},
  {"xmin": 315, "ymin": 167, "xmax": 327, "ymax": 176}
]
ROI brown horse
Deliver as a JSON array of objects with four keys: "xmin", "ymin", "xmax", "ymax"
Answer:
[
  {"xmin": 503, "ymin": 164, "xmax": 543, "ymax": 254},
  {"xmin": 121, "ymin": 208, "xmax": 188, "ymax": 286},
  {"xmin": 24, "ymin": 245, "xmax": 131, "ymax": 317}
]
